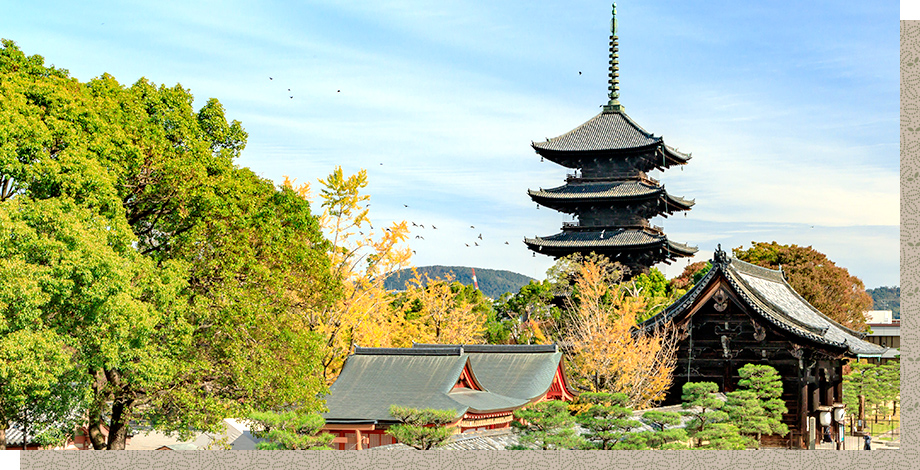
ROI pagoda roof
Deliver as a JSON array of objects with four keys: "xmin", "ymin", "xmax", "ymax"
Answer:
[
  {"xmin": 524, "ymin": 228, "xmax": 697, "ymax": 257},
  {"xmin": 639, "ymin": 249, "xmax": 885, "ymax": 357},
  {"xmin": 527, "ymin": 180, "xmax": 694, "ymax": 210},
  {"xmin": 532, "ymin": 110, "xmax": 690, "ymax": 163},
  {"xmin": 323, "ymin": 349, "xmax": 528, "ymax": 424}
]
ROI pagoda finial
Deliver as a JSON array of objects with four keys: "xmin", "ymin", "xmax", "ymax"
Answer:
[{"xmin": 603, "ymin": 3, "xmax": 623, "ymax": 113}]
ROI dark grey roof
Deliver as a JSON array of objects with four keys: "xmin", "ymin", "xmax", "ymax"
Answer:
[
  {"xmin": 640, "ymin": 251, "xmax": 885, "ymax": 357},
  {"xmin": 525, "ymin": 229, "xmax": 697, "ymax": 257},
  {"xmin": 527, "ymin": 181, "xmax": 694, "ymax": 212},
  {"xmin": 412, "ymin": 344, "xmax": 568, "ymax": 401},
  {"xmin": 323, "ymin": 352, "xmax": 528, "ymax": 423},
  {"xmin": 529, "ymin": 180, "xmax": 659, "ymax": 199},
  {"xmin": 533, "ymin": 111, "xmax": 658, "ymax": 151},
  {"xmin": 413, "ymin": 344, "xmax": 559, "ymax": 354},
  {"xmin": 531, "ymin": 111, "xmax": 690, "ymax": 162}
]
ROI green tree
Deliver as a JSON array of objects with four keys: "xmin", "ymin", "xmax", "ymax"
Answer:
[
  {"xmin": 635, "ymin": 410, "xmax": 688, "ymax": 449},
  {"xmin": 574, "ymin": 392, "xmax": 641, "ymax": 449},
  {"xmin": 733, "ymin": 242, "xmax": 873, "ymax": 331},
  {"xmin": 623, "ymin": 268, "xmax": 687, "ymax": 323},
  {"xmin": 385, "ymin": 406, "xmax": 457, "ymax": 450},
  {"xmin": 510, "ymin": 400, "xmax": 585, "ymax": 450},
  {"xmin": 669, "ymin": 261, "xmax": 711, "ymax": 291},
  {"xmin": 0, "ymin": 329, "xmax": 87, "ymax": 449},
  {"xmin": 723, "ymin": 364, "xmax": 788, "ymax": 447},
  {"xmin": 679, "ymin": 382, "xmax": 753, "ymax": 449},
  {"xmin": 843, "ymin": 362, "xmax": 881, "ymax": 422},
  {"xmin": 247, "ymin": 410, "xmax": 334, "ymax": 450},
  {"xmin": 877, "ymin": 361, "xmax": 901, "ymax": 417},
  {"xmin": 1, "ymin": 40, "xmax": 336, "ymax": 449},
  {"xmin": 492, "ymin": 280, "xmax": 561, "ymax": 344}
]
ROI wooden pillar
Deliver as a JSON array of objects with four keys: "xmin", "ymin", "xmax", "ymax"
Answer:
[
  {"xmin": 799, "ymin": 365, "xmax": 808, "ymax": 449},
  {"xmin": 355, "ymin": 429, "xmax": 363, "ymax": 450},
  {"xmin": 808, "ymin": 416, "xmax": 816, "ymax": 450}
]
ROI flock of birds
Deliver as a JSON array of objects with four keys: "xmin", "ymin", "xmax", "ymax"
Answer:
[
  {"xmin": 267, "ymin": 75, "xmax": 522, "ymax": 256},
  {"xmin": 405, "ymin": 216, "xmax": 512, "ymax": 250}
]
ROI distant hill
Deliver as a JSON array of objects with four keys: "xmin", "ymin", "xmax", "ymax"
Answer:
[
  {"xmin": 383, "ymin": 266, "xmax": 536, "ymax": 299},
  {"xmin": 866, "ymin": 286, "xmax": 900, "ymax": 319}
]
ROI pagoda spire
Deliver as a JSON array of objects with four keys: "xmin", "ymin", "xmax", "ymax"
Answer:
[{"xmin": 603, "ymin": 3, "xmax": 623, "ymax": 113}]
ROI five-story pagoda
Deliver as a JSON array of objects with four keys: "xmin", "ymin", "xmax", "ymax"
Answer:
[{"xmin": 525, "ymin": 4, "xmax": 697, "ymax": 276}]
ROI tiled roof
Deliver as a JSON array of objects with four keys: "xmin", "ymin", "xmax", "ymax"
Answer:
[
  {"xmin": 526, "ymin": 228, "xmax": 695, "ymax": 252},
  {"xmin": 323, "ymin": 352, "xmax": 528, "ymax": 423},
  {"xmin": 412, "ymin": 343, "xmax": 572, "ymax": 401},
  {"xmin": 527, "ymin": 180, "xmax": 694, "ymax": 211},
  {"xmin": 533, "ymin": 111, "xmax": 659, "ymax": 151},
  {"xmin": 639, "ymin": 252, "xmax": 886, "ymax": 357},
  {"xmin": 531, "ymin": 111, "xmax": 690, "ymax": 163},
  {"xmin": 371, "ymin": 427, "xmax": 522, "ymax": 450},
  {"xmin": 528, "ymin": 180, "xmax": 660, "ymax": 199},
  {"xmin": 526, "ymin": 228, "xmax": 664, "ymax": 248}
]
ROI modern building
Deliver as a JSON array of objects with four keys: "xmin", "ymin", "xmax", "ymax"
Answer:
[
  {"xmin": 525, "ymin": 4, "xmax": 696, "ymax": 276},
  {"xmin": 638, "ymin": 247, "xmax": 885, "ymax": 448},
  {"xmin": 863, "ymin": 310, "xmax": 900, "ymax": 364}
]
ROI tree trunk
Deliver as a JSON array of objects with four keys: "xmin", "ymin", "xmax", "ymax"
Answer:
[
  {"xmin": 0, "ymin": 426, "xmax": 6, "ymax": 450},
  {"xmin": 87, "ymin": 405, "xmax": 108, "ymax": 450},
  {"xmin": 106, "ymin": 396, "xmax": 134, "ymax": 450},
  {"xmin": 88, "ymin": 369, "xmax": 109, "ymax": 450}
]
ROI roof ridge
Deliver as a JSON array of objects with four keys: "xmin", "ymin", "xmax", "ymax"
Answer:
[
  {"xmin": 354, "ymin": 346, "xmax": 463, "ymax": 356},
  {"xmin": 413, "ymin": 343, "xmax": 559, "ymax": 353}
]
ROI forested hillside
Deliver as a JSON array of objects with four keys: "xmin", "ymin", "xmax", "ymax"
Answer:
[
  {"xmin": 384, "ymin": 266, "xmax": 535, "ymax": 299},
  {"xmin": 867, "ymin": 286, "xmax": 900, "ymax": 319}
]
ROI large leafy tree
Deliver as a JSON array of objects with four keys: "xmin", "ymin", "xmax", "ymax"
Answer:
[
  {"xmin": 294, "ymin": 167, "xmax": 412, "ymax": 383},
  {"xmin": 1, "ymin": 40, "xmax": 335, "ymax": 449},
  {"xmin": 562, "ymin": 259, "xmax": 679, "ymax": 408},
  {"xmin": 492, "ymin": 280, "xmax": 560, "ymax": 345},
  {"xmin": 733, "ymin": 242, "xmax": 873, "ymax": 331}
]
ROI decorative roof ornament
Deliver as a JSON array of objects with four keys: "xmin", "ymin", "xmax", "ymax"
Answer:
[
  {"xmin": 603, "ymin": 3, "xmax": 623, "ymax": 113},
  {"xmin": 713, "ymin": 244, "xmax": 730, "ymax": 265}
]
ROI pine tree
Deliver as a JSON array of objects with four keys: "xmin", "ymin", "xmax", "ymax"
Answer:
[
  {"xmin": 680, "ymin": 382, "xmax": 753, "ymax": 449},
  {"xmin": 247, "ymin": 411, "xmax": 334, "ymax": 450},
  {"xmin": 574, "ymin": 392, "xmax": 641, "ymax": 449},
  {"xmin": 510, "ymin": 400, "xmax": 585, "ymax": 450},
  {"xmin": 385, "ymin": 406, "xmax": 457, "ymax": 450},
  {"xmin": 724, "ymin": 364, "xmax": 788, "ymax": 447}
]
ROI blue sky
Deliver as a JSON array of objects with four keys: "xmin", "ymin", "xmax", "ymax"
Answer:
[{"xmin": 2, "ymin": 1, "xmax": 900, "ymax": 288}]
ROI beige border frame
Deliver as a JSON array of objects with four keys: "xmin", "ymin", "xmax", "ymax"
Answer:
[{"xmin": 18, "ymin": 18, "xmax": 913, "ymax": 470}]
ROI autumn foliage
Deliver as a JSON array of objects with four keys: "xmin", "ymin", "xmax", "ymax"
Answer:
[
  {"xmin": 733, "ymin": 242, "xmax": 873, "ymax": 331},
  {"xmin": 563, "ymin": 259, "xmax": 679, "ymax": 409}
]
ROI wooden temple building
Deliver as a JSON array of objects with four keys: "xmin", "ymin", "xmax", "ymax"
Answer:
[
  {"xmin": 322, "ymin": 344, "xmax": 577, "ymax": 450},
  {"xmin": 525, "ymin": 4, "xmax": 696, "ymax": 275},
  {"xmin": 638, "ymin": 247, "xmax": 885, "ymax": 448}
]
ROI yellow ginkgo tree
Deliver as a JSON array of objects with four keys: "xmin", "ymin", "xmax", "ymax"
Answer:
[
  {"xmin": 286, "ymin": 167, "xmax": 412, "ymax": 383},
  {"xmin": 563, "ymin": 259, "xmax": 679, "ymax": 410}
]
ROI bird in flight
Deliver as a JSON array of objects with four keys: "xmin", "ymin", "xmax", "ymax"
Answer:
[
  {"xmin": 478, "ymin": 234, "xmax": 482, "ymax": 240},
  {"xmin": 474, "ymin": 242, "xmax": 479, "ymax": 247},
  {"xmin": 269, "ymin": 77, "xmax": 273, "ymax": 80},
  {"xmin": 419, "ymin": 224, "xmax": 424, "ymax": 229},
  {"xmin": 470, "ymin": 225, "xmax": 475, "ymax": 229},
  {"xmin": 465, "ymin": 243, "xmax": 470, "ymax": 247},
  {"xmin": 432, "ymin": 225, "xmax": 437, "ymax": 229},
  {"xmin": 403, "ymin": 204, "xmax": 408, "ymax": 208},
  {"xmin": 504, "ymin": 241, "xmax": 509, "ymax": 245}
]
